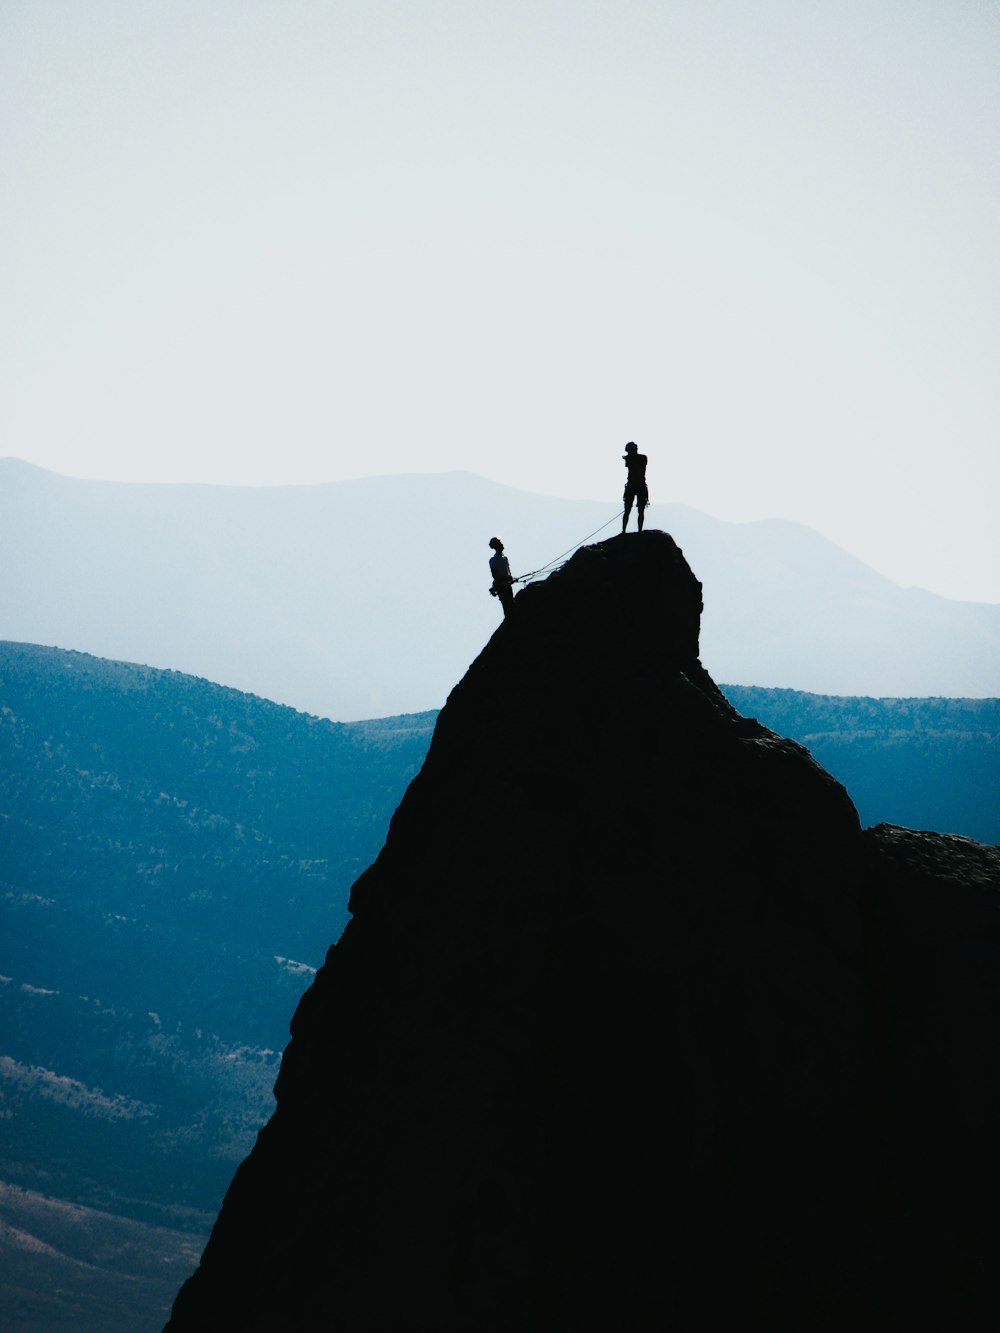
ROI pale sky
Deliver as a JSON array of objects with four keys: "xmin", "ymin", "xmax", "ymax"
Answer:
[{"xmin": 3, "ymin": 0, "xmax": 998, "ymax": 602}]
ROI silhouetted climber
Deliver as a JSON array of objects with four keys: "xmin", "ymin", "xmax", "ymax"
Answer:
[
  {"xmin": 621, "ymin": 441, "xmax": 648, "ymax": 533},
  {"xmin": 488, "ymin": 537, "xmax": 515, "ymax": 618}
]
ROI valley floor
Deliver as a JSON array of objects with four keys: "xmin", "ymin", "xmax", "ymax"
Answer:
[{"xmin": 0, "ymin": 1182, "xmax": 204, "ymax": 1332}]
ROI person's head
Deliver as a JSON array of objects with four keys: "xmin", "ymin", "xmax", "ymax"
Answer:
[
  {"xmin": 624, "ymin": 441, "xmax": 637, "ymax": 454},
  {"xmin": 489, "ymin": 537, "xmax": 503, "ymax": 553}
]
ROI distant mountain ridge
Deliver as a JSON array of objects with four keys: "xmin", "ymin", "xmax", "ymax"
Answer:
[{"xmin": 3, "ymin": 458, "xmax": 998, "ymax": 720}]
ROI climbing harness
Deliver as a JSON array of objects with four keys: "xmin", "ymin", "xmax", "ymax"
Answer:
[{"xmin": 514, "ymin": 510, "xmax": 625, "ymax": 586}]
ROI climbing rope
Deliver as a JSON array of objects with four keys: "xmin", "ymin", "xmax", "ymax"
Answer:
[{"xmin": 514, "ymin": 510, "xmax": 625, "ymax": 585}]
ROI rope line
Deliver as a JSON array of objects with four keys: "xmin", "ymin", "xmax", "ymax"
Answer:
[{"xmin": 514, "ymin": 510, "xmax": 625, "ymax": 585}]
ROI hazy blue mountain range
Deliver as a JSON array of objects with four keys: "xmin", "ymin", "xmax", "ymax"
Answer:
[
  {"xmin": 2, "ymin": 639, "xmax": 997, "ymax": 1327},
  {"xmin": 3, "ymin": 458, "xmax": 998, "ymax": 721}
]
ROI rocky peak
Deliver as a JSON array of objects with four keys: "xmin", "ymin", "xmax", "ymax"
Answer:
[{"xmin": 168, "ymin": 532, "xmax": 1000, "ymax": 1330}]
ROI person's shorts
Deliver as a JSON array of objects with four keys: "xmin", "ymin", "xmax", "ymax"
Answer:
[{"xmin": 624, "ymin": 483, "xmax": 648, "ymax": 508}]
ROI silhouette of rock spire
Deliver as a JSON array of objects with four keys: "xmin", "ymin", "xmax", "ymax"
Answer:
[{"xmin": 168, "ymin": 531, "xmax": 1000, "ymax": 1331}]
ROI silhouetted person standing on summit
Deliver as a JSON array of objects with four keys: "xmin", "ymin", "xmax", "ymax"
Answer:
[
  {"xmin": 488, "ymin": 537, "xmax": 515, "ymax": 617},
  {"xmin": 622, "ymin": 441, "xmax": 648, "ymax": 533}
]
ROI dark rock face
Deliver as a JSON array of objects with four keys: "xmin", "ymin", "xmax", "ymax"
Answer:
[{"xmin": 167, "ymin": 533, "xmax": 1000, "ymax": 1331}]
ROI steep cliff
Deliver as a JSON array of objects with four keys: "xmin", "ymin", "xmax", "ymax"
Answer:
[{"xmin": 167, "ymin": 532, "xmax": 1000, "ymax": 1330}]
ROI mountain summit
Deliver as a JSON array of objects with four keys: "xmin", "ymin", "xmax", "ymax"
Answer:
[{"xmin": 167, "ymin": 532, "xmax": 1000, "ymax": 1330}]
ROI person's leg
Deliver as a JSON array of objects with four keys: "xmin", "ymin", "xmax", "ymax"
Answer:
[
  {"xmin": 637, "ymin": 484, "xmax": 648, "ymax": 531},
  {"xmin": 622, "ymin": 491, "xmax": 634, "ymax": 533}
]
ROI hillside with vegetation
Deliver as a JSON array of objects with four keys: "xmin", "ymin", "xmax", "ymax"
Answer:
[
  {"xmin": 0, "ymin": 642, "xmax": 432, "ymax": 1328},
  {"xmin": 1, "ymin": 641, "xmax": 995, "ymax": 1327}
]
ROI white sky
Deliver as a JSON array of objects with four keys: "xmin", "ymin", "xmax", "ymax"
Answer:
[{"xmin": 3, "ymin": 0, "xmax": 998, "ymax": 602}]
